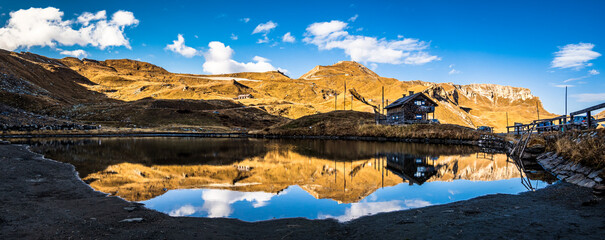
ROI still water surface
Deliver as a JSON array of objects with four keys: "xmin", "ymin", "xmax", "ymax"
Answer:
[{"xmin": 18, "ymin": 137, "xmax": 553, "ymax": 222}]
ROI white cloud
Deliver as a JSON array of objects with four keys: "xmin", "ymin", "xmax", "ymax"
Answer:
[
  {"xmin": 165, "ymin": 34, "xmax": 198, "ymax": 58},
  {"xmin": 448, "ymin": 64, "xmax": 461, "ymax": 74},
  {"xmin": 230, "ymin": 33, "xmax": 238, "ymax": 40},
  {"xmin": 573, "ymin": 93, "xmax": 605, "ymax": 102},
  {"xmin": 60, "ymin": 49, "xmax": 88, "ymax": 58},
  {"xmin": 77, "ymin": 11, "xmax": 106, "ymax": 26},
  {"xmin": 449, "ymin": 69, "xmax": 461, "ymax": 75},
  {"xmin": 551, "ymin": 43, "xmax": 601, "ymax": 69},
  {"xmin": 553, "ymin": 84, "xmax": 574, "ymax": 88},
  {"xmin": 201, "ymin": 189, "xmax": 275, "ymax": 218},
  {"xmin": 169, "ymin": 204, "xmax": 198, "ymax": 217},
  {"xmin": 240, "ymin": 18, "xmax": 250, "ymax": 23},
  {"xmin": 564, "ymin": 75, "xmax": 589, "ymax": 83},
  {"xmin": 303, "ymin": 20, "xmax": 439, "ymax": 65},
  {"xmin": 370, "ymin": 63, "xmax": 378, "ymax": 70},
  {"xmin": 589, "ymin": 69, "xmax": 600, "ymax": 75},
  {"xmin": 202, "ymin": 41, "xmax": 283, "ymax": 74},
  {"xmin": 256, "ymin": 36, "xmax": 269, "ymax": 44},
  {"xmin": 282, "ymin": 32, "xmax": 295, "ymax": 43},
  {"xmin": 110, "ymin": 11, "xmax": 138, "ymax": 26},
  {"xmin": 0, "ymin": 7, "xmax": 138, "ymax": 51},
  {"xmin": 252, "ymin": 21, "xmax": 277, "ymax": 34},
  {"xmin": 348, "ymin": 14, "xmax": 359, "ymax": 22},
  {"xmin": 319, "ymin": 199, "xmax": 431, "ymax": 222}
]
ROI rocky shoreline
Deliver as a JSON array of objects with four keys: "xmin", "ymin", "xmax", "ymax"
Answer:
[
  {"xmin": 537, "ymin": 152, "xmax": 605, "ymax": 194},
  {"xmin": 508, "ymin": 141, "xmax": 605, "ymax": 195}
]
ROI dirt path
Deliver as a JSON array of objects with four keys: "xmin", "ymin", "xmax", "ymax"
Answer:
[{"xmin": 1, "ymin": 143, "xmax": 604, "ymax": 239}]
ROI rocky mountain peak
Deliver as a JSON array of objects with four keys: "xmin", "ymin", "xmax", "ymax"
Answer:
[{"xmin": 300, "ymin": 61, "xmax": 379, "ymax": 79}]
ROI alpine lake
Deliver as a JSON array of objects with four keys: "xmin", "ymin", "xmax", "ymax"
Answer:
[{"xmin": 14, "ymin": 137, "xmax": 557, "ymax": 222}]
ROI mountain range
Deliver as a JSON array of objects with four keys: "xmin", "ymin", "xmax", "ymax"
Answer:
[{"xmin": 0, "ymin": 50, "xmax": 561, "ymax": 132}]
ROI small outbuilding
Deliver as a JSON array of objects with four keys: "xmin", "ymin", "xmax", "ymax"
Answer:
[
  {"xmin": 235, "ymin": 94, "xmax": 253, "ymax": 100},
  {"xmin": 383, "ymin": 91, "xmax": 438, "ymax": 124}
]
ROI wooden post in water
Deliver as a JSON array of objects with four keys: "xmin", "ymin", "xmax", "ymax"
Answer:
[
  {"xmin": 381, "ymin": 157, "xmax": 384, "ymax": 188},
  {"xmin": 343, "ymin": 161, "xmax": 346, "ymax": 191}
]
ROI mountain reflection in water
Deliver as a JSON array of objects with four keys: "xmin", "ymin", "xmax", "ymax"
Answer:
[{"xmin": 18, "ymin": 137, "xmax": 554, "ymax": 221}]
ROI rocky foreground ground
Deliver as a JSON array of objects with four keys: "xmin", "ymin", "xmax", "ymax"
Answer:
[{"xmin": 1, "ymin": 143, "xmax": 604, "ymax": 239}]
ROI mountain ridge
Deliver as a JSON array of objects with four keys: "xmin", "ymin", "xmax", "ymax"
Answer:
[{"xmin": 0, "ymin": 50, "xmax": 555, "ymax": 132}]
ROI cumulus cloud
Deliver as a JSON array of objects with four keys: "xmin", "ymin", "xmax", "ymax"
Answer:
[
  {"xmin": 0, "ymin": 7, "xmax": 139, "ymax": 51},
  {"xmin": 59, "ymin": 49, "xmax": 88, "ymax": 58},
  {"xmin": 202, "ymin": 41, "xmax": 282, "ymax": 74},
  {"xmin": 551, "ymin": 43, "xmax": 601, "ymax": 69},
  {"xmin": 165, "ymin": 34, "xmax": 198, "ymax": 58},
  {"xmin": 282, "ymin": 32, "xmax": 295, "ymax": 43},
  {"xmin": 230, "ymin": 33, "xmax": 238, "ymax": 40},
  {"xmin": 573, "ymin": 93, "xmax": 605, "ymax": 102},
  {"xmin": 589, "ymin": 69, "xmax": 600, "ymax": 75},
  {"xmin": 303, "ymin": 20, "xmax": 439, "ymax": 65},
  {"xmin": 252, "ymin": 21, "xmax": 277, "ymax": 34}
]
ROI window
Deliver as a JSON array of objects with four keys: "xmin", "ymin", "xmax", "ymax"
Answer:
[
  {"xmin": 415, "ymin": 114, "xmax": 423, "ymax": 119},
  {"xmin": 415, "ymin": 100, "xmax": 425, "ymax": 106}
]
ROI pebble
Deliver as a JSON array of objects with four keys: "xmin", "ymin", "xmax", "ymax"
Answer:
[
  {"xmin": 123, "ymin": 206, "xmax": 137, "ymax": 212},
  {"xmin": 119, "ymin": 218, "xmax": 143, "ymax": 223}
]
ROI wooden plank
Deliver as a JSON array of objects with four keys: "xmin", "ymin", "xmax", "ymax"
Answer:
[
  {"xmin": 532, "ymin": 115, "xmax": 567, "ymax": 123},
  {"xmin": 570, "ymin": 102, "xmax": 605, "ymax": 115}
]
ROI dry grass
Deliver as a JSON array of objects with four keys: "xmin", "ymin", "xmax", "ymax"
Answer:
[
  {"xmin": 537, "ymin": 129, "xmax": 605, "ymax": 169},
  {"xmin": 263, "ymin": 110, "xmax": 485, "ymax": 140}
]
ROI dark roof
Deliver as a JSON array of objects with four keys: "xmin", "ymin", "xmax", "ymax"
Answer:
[{"xmin": 384, "ymin": 92, "xmax": 438, "ymax": 109}]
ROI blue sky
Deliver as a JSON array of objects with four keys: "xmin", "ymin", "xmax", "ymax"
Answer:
[{"xmin": 0, "ymin": 0, "xmax": 603, "ymax": 114}]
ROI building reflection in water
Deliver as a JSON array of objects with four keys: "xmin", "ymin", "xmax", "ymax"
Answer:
[{"xmin": 382, "ymin": 153, "xmax": 437, "ymax": 186}]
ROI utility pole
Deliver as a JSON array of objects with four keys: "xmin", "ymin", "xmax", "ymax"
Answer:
[
  {"xmin": 381, "ymin": 86, "xmax": 384, "ymax": 115},
  {"xmin": 335, "ymin": 95, "xmax": 337, "ymax": 111},
  {"xmin": 565, "ymin": 86, "xmax": 568, "ymax": 116},
  {"xmin": 506, "ymin": 112, "xmax": 509, "ymax": 127},
  {"xmin": 537, "ymin": 102, "xmax": 540, "ymax": 120},
  {"xmin": 343, "ymin": 81, "xmax": 347, "ymax": 110},
  {"xmin": 351, "ymin": 95, "xmax": 353, "ymax": 111}
]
